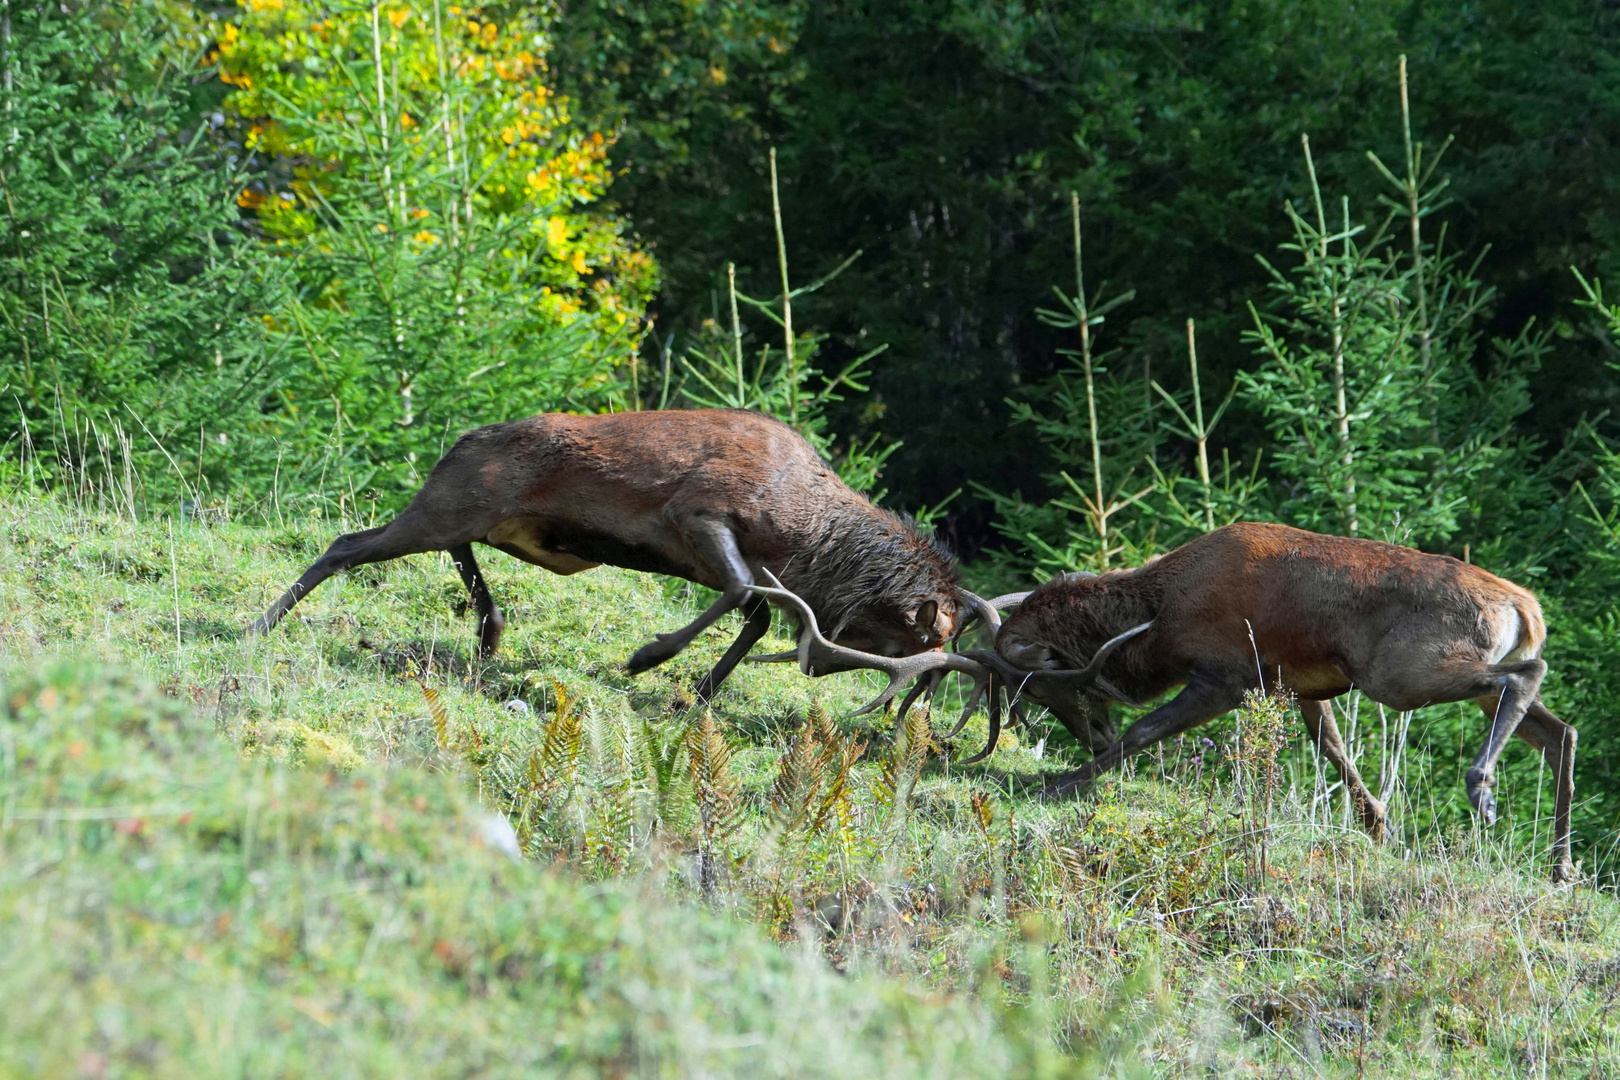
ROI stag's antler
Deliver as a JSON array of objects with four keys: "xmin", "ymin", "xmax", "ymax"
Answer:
[
  {"xmin": 743, "ymin": 570, "xmax": 995, "ymax": 720},
  {"xmin": 954, "ymin": 589, "xmax": 1030, "ymax": 643},
  {"xmin": 961, "ymin": 620, "xmax": 1151, "ymax": 705}
]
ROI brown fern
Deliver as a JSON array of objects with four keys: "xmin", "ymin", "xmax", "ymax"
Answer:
[
  {"xmin": 420, "ymin": 681, "xmax": 451, "ymax": 751},
  {"xmin": 686, "ymin": 711, "xmax": 745, "ymax": 849},
  {"xmin": 526, "ymin": 682, "xmax": 584, "ymax": 803},
  {"xmin": 969, "ymin": 789, "xmax": 995, "ymax": 836}
]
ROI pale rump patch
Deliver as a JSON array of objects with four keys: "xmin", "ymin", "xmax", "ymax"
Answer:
[{"xmin": 1489, "ymin": 604, "xmax": 1539, "ymax": 664}]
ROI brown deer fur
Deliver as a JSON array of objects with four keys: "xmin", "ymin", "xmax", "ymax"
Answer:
[
  {"xmin": 996, "ymin": 522, "xmax": 1578, "ymax": 881},
  {"xmin": 252, "ymin": 409, "xmax": 962, "ymax": 700}
]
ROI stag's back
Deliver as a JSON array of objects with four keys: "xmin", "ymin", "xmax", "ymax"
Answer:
[
  {"xmin": 1009, "ymin": 522, "xmax": 1544, "ymax": 698},
  {"xmin": 422, "ymin": 408, "xmax": 956, "ymax": 627},
  {"xmin": 1153, "ymin": 523, "xmax": 1541, "ymax": 663}
]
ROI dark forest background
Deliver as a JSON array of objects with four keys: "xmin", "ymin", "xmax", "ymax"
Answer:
[{"xmin": 552, "ymin": 0, "xmax": 1620, "ymax": 553}]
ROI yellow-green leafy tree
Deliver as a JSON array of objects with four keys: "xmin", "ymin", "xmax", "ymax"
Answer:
[{"xmin": 217, "ymin": 0, "xmax": 658, "ymax": 500}]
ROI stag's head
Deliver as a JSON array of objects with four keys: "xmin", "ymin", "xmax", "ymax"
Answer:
[
  {"xmin": 827, "ymin": 596, "xmax": 959, "ymax": 661},
  {"xmin": 986, "ymin": 572, "xmax": 1151, "ymax": 753},
  {"xmin": 788, "ymin": 508, "xmax": 966, "ymax": 662}
]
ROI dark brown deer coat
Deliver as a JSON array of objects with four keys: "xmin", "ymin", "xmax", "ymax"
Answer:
[{"xmin": 253, "ymin": 409, "xmax": 961, "ymax": 699}]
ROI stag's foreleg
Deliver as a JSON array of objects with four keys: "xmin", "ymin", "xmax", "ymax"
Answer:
[
  {"xmin": 1298, "ymin": 698, "xmax": 1387, "ymax": 839},
  {"xmin": 692, "ymin": 594, "xmax": 772, "ymax": 703},
  {"xmin": 1044, "ymin": 667, "xmax": 1249, "ymax": 797},
  {"xmin": 449, "ymin": 543, "xmax": 505, "ymax": 658},
  {"xmin": 625, "ymin": 520, "xmax": 754, "ymax": 675}
]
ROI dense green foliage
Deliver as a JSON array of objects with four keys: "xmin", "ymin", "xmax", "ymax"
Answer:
[
  {"xmin": 0, "ymin": 0, "xmax": 656, "ymax": 508},
  {"xmin": 563, "ymin": 0, "xmax": 1620, "ymax": 521},
  {"xmin": 0, "ymin": 0, "xmax": 271, "ymax": 498}
]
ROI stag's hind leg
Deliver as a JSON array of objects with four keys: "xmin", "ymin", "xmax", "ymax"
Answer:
[
  {"xmin": 1480, "ymin": 698, "xmax": 1577, "ymax": 882},
  {"xmin": 1447, "ymin": 658, "xmax": 1549, "ymax": 827},
  {"xmin": 251, "ymin": 524, "xmax": 394, "ymax": 637},
  {"xmin": 252, "ymin": 506, "xmax": 490, "ymax": 642},
  {"xmin": 1299, "ymin": 699, "xmax": 1387, "ymax": 839},
  {"xmin": 450, "ymin": 543, "xmax": 505, "ymax": 658}
]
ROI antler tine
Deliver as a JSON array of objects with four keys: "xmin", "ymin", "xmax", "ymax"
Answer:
[
  {"xmin": 961, "ymin": 621, "xmax": 1151, "ymax": 685},
  {"xmin": 743, "ymin": 569, "xmax": 994, "ymax": 717},
  {"xmin": 955, "ymin": 677, "xmax": 1003, "ymax": 765},
  {"xmin": 938, "ymin": 675, "xmax": 991, "ymax": 739},
  {"xmin": 844, "ymin": 648, "xmax": 992, "ymax": 718},
  {"xmin": 893, "ymin": 671, "xmax": 940, "ymax": 726},
  {"xmin": 1072, "ymin": 621, "xmax": 1152, "ymax": 680}
]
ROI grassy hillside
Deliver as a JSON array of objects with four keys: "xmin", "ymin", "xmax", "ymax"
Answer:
[{"xmin": 2, "ymin": 493, "xmax": 1617, "ymax": 1077}]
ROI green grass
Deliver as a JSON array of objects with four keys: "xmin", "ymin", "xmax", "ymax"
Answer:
[{"xmin": 2, "ymin": 493, "xmax": 1618, "ymax": 1077}]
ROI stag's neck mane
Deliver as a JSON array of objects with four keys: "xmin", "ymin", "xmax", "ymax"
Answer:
[{"xmin": 776, "ymin": 504, "xmax": 956, "ymax": 635}]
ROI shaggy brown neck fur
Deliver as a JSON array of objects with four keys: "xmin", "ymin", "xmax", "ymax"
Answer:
[{"xmin": 778, "ymin": 506, "xmax": 959, "ymax": 637}]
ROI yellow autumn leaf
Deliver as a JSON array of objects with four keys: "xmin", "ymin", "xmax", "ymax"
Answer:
[{"xmin": 547, "ymin": 217, "xmax": 568, "ymax": 248}]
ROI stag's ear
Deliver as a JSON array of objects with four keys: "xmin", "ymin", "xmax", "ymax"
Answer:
[{"xmin": 913, "ymin": 600, "xmax": 939, "ymax": 635}]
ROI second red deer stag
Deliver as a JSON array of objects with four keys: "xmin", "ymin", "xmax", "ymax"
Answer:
[
  {"xmin": 964, "ymin": 522, "xmax": 1578, "ymax": 881},
  {"xmin": 251, "ymin": 409, "xmax": 1000, "ymax": 701}
]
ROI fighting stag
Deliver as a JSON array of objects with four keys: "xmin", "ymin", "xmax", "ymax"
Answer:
[
  {"xmin": 976, "ymin": 522, "xmax": 1578, "ymax": 882},
  {"xmin": 250, "ymin": 409, "xmax": 1003, "ymax": 701}
]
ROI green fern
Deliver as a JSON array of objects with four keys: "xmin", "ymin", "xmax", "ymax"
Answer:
[
  {"xmin": 768, "ymin": 718, "xmax": 828, "ymax": 837},
  {"xmin": 687, "ymin": 711, "xmax": 745, "ymax": 848}
]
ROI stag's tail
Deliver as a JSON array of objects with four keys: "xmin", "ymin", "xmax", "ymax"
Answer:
[{"xmin": 1508, "ymin": 592, "xmax": 1548, "ymax": 663}]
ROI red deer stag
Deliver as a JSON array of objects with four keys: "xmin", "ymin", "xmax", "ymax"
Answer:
[
  {"xmin": 250, "ymin": 409, "xmax": 1002, "ymax": 702},
  {"xmin": 957, "ymin": 522, "xmax": 1577, "ymax": 881}
]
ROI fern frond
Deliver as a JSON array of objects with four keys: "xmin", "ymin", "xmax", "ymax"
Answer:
[
  {"xmin": 687, "ymin": 711, "xmax": 745, "ymax": 847},
  {"xmin": 768, "ymin": 717, "xmax": 828, "ymax": 836},
  {"xmin": 969, "ymin": 789, "xmax": 995, "ymax": 836},
  {"xmin": 874, "ymin": 705, "xmax": 934, "ymax": 822},
  {"xmin": 527, "ymin": 681, "xmax": 584, "ymax": 803},
  {"xmin": 420, "ymin": 681, "xmax": 450, "ymax": 750}
]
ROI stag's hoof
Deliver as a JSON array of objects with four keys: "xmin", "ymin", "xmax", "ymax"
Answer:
[
  {"xmin": 1352, "ymin": 793, "xmax": 1389, "ymax": 841},
  {"xmin": 476, "ymin": 614, "xmax": 506, "ymax": 659},
  {"xmin": 625, "ymin": 635, "xmax": 678, "ymax": 675},
  {"xmin": 1039, "ymin": 769, "xmax": 1094, "ymax": 800},
  {"xmin": 1468, "ymin": 784, "xmax": 1498, "ymax": 826},
  {"xmin": 1551, "ymin": 860, "xmax": 1578, "ymax": 885}
]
